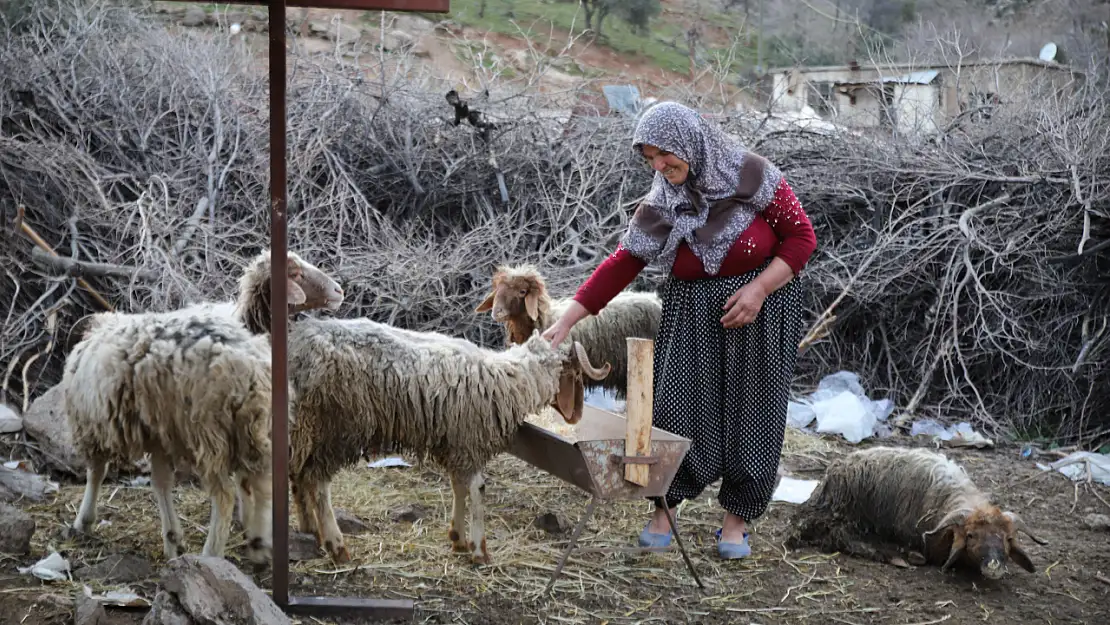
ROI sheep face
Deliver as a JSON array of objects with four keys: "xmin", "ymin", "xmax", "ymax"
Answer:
[
  {"xmin": 287, "ymin": 254, "xmax": 344, "ymax": 314},
  {"xmin": 550, "ymin": 341, "xmax": 611, "ymax": 425},
  {"xmin": 924, "ymin": 506, "xmax": 1047, "ymax": 579},
  {"xmin": 475, "ymin": 266, "xmax": 546, "ymax": 324}
]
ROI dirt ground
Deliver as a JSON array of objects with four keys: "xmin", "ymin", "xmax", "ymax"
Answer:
[{"xmin": 2, "ymin": 431, "xmax": 1108, "ymax": 625}]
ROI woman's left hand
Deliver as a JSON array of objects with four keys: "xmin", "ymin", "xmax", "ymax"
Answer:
[{"xmin": 721, "ymin": 282, "xmax": 768, "ymax": 328}]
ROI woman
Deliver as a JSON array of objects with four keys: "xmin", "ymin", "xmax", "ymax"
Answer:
[{"xmin": 542, "ymin": 101, "xmax": 817, "ymax": 559}]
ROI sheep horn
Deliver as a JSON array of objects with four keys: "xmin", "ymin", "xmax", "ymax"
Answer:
[
  {"xmin": 939, "ymin": 531, "xmax": 966, "ymax": 573},
  {"xmin": 1003, "ymin": 511, "xmax": 1048, "ymax": 545},
  {"xmin": 921, "ymin": 508, "xmax": 969, "ymax": 551},
  {"xmin": 572, "ymin": 342, "xmax": 611, "ymax": 380}
]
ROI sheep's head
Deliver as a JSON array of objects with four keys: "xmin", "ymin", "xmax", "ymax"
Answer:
[
  {"xmin": 475, "ymin": 265, "xmax": 549, "ymax": 327},
  {"xmin": 550, "ymin": 341, "xmax": 611, "ymax": 425},
  {"xmin": 923, "ymin": 505, "xmax": 1047, "ymax": 579},
  {"xmin": 285, "ymin": 252, "xmax": 344, "ymax": 314},
  {"xmin": 237, "ymin": 250, "xmax": 345, "ymax": 335}
]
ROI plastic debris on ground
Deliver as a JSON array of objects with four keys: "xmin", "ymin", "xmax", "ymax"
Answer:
[
  {"xmin": 771, "ymin": 476, "xmax": 820, "ymax": 504},
  {"xmin": 786, "ymin": 371, "xmax": 894, "ymax": 444},
  {"xmin": 3, "ymin": 459, "xmax": 60, "ymax": 495},
  {"xmin": 1036, "ymin": 451, "xmax": 1110, "ymax": 485},
  {"xmin": 367, "ymin": 457, "xmax": 412, "ymax": 469},
  {"xmin": 83, "ymin": 585, "xmax": 150, "ymax": 608},
  {"xmin": 18, "ymin": 552, "xmax": 70, "ymax": 581},
  {"xmin": 909, "ymin": 419, "xmax": 994, "ymax": 449}
]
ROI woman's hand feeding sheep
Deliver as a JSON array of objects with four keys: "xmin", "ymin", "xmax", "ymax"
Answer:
[{"xmin": 543, "ymin": 101, "xmax": 817, "ymax": 560}]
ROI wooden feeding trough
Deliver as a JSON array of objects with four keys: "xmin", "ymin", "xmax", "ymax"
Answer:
[{"xmin": 509, "ymin": 338, "xmax": 705, "ymax": 594}]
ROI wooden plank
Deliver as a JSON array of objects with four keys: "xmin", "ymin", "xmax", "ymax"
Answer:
[{"xmin": 624, "ymin": 338, "xmax": 654, "ymax": 486}]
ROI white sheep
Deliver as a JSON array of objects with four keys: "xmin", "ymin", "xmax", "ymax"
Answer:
[
  {"xmin": 221, "ymin": 252, "xmax": 609, "ymax": 565},
  {"xmin": 286, "ymin": 323, "xmax": 610, "ymax": 565},
  {"xmin": 787, "ymin": 446, "xmax": 1047, "ymax": 579},
  {"xmin": 474, "ymin": 263, "xmax": 661, "ymax": 399},
  {"xmin": 63, "ymin": 250, "xmax": 343, "ymax": 564}
]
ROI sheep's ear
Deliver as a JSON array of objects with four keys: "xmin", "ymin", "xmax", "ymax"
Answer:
[
  {"xmin": 1003, "ymin": 511, "xmax": 1048, "ymax": 545},
  {"xmin": 552, "ymin": 370, "xmax": 584, "ymax": 425},
  {"xmin": 475, "ymin": 292, "xmax": 495, "ymax": 313},
  {"xmin": 1008, "ymin": 540, "xmax": 1036, "ymax": 573},
  {"xmin": 524, "ymin": 290, "xmax": 540, "ymax": 321},
  {"xmin": 939, "ymin": 529, "xmax": 966, "ymax": 572},
  {"xmin": 287, "ymin": 278, "xmax": 307, "ymax": 306}
]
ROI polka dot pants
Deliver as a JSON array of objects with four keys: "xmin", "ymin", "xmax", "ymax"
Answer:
[{"xmin": 650, "ymin": 262, "xmax": 803, "ymax": 521}]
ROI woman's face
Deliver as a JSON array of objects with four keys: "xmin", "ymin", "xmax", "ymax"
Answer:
[{"xmin": 641, "ymin": 144, "xmax": 689, "ymax": 185}]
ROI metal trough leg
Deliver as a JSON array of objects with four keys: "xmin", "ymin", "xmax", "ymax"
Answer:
[
  {"xmin": 660, "ymin": 499, "xmax": 706, "ymax": 590},
  {"xmin": 543, "ymin": 497, "xmax": 599, "ymax": 595}
]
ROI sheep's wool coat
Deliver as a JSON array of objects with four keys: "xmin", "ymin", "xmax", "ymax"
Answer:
[
  {"xmin": 63, "ymin": 308, "xmax": 275, "ymax": 487},
  {"xmin": 623, "ymin": 101, "xmax": 783, "ymax": 276},
  {"xmin": 803, "ymin": 446, "xmax": 990, "ymax": 548},
  {"xmin": 287, "ymin": 320, "xmax": 568, "ymax": 482}
]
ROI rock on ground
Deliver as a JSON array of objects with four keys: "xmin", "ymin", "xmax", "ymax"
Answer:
[
  {"xmin": 335, "ymin": 508, "xmax": 372, "ymax": 534},
  {"xmin": 533, "ymin": 511, "xmax": 570, "ymax": 535},
  {"xmin": 21, "ymin": 384, "xmax": 83, "ymax": 475},
  {"xmin": 389, "ymin": 503, "xmax": 429, "ymax": 523},
  {"xmin": 22, "ymin": 383, "xmax": 147, "ymax": 477},
  {"xmin": 75, "ymin": 591, "xmax": 107, "ymax": 625},
  {"xmin": 1082, "ymin": 513, "xmax": 1110, "ymax": 532},
  {"xmin": 0, "ymin": 464, "xmax": 55, "ymax": 503},
  {"xmin": 142, "ymin": 555, "xmax": 291, "ymax": 625},
  {"xmin": 0, "ymin": 502, "xmax": 35, "ymax": 555},
  {"xmin": 0, "ymin": 403, "xmax": 21, "ymax": 433},
  {"xmin": 74, "ymin": 553, "xmax": 154, "ymax": 584},
  {"xmin": 288, "ymin": 531, "xmax": 322, "ymax": 562}
]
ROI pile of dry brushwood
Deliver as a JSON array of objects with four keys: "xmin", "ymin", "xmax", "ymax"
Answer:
[{"xmin": 1, "ymin": 1, "xmax": 1107, "ymax": 447}]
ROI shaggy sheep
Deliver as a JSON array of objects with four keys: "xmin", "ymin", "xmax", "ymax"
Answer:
[
  {"xmin": 284, "ymin": 320, "xmax": 611, "ymax": 565},
  {"xmin": 63, "ymin": 250, "xmax": 343, "ymax": 564},
  {"xmin": 219, "ymin": 253, "xmax": 609, "ymax": 565},
  {"xmin": 475, "ymin": 264, "xmax": 661, "ymax": 398},
  {"xmin": 787, "ymin": 446, "xmax": 1047, "ymax": 579}
]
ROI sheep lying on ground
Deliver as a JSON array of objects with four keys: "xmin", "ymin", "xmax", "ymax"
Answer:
[
  {"xmin": 787, "ymin": 446, "xmax": 1047, "ymax": 579},
  {"xmin": 285, "ymin": 321, "xmax": 610, "ymax": 565},
  {"xmin": 63, "ymin": 250, "xmax": 343, "ymax": 564},
  {"xmin": 475, "ymin": 264, "xmax": 661, "ymax": 398}
]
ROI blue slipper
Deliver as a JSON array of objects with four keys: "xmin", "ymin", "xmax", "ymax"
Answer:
[
  {"xmin": 715, "ymin": 528, "xmax": 752, "ymax": 559},
  {"xmin": 638, "ymin": 522, "xmax": 673, "ymax": 548}
]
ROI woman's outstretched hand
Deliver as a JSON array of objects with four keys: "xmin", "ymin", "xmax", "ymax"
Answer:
[
  {"xmin": 543, "ymin": 300, "xmax": 590, "ymax": 347},
  {"xmin": 721, "ymin": 282, "xmax": 768, "ymax": 328},
  {"xmin": 541, "ymin": 322, "xmax": 572, "ymax": 348}
]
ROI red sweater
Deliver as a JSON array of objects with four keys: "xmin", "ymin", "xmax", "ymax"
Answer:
[{"xmin": 574, "ymin": 178, "xmax": 817, "ymax": 315}]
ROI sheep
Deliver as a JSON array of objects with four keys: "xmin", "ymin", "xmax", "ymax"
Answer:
[
  {"xmin": 786, "ymin": 446, "xmax": 1047, "ymax": 579},
  {"xmin": 474, "ymin": 263, "xmax": 661, "ymax": 398},
  {"xmin": 63, "ymin": 249, "xmax": 343, "ymax": 565},
  {"xmin": 283, "ymin": 320, "xmax": 612, "ymax": 565},
  {"xmin": 218, "ymin": 253, "xmax": 610, "ymax": 565}
]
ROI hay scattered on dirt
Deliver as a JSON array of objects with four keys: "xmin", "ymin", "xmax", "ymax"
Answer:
[{"xmin": 13, "ymin": 430, "xmax": 1110, "ymax": 624}]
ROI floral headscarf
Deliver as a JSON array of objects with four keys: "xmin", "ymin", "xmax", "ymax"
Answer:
[{"xmin": 620, "ymin": 101, "xmax": 783, "ymax": 275}]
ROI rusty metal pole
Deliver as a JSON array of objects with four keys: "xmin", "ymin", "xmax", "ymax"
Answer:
[{"xmin": 268, "ymin": 0, "xmax": 291, "ymax": 609}]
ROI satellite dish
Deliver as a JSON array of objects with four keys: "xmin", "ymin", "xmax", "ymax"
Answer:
[{"xmin": 1039, "ymin": 42, "xmax": 1058, "ymax": 62}]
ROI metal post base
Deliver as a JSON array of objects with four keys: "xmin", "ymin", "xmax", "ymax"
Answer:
[
  {"xmin": 285, "ymin": 596, "xmax": 414, "ymax": 621},
  {"xmin": 542, "ymin": 496, "xmax": 706, "ymax": 596}
]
